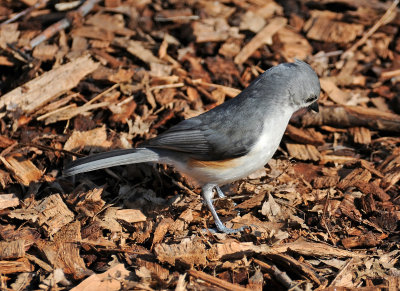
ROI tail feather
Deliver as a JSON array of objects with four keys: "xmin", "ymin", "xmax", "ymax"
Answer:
[{"xmin": 64, "ymin": 148, "xmax": 160, "ymax": 176}]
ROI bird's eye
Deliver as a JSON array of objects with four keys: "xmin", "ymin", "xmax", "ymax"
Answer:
[{"xmin": 306, "ymin": 95, "xmax": 317, "ymax": 103}]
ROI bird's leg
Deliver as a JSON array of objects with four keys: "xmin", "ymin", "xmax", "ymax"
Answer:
[
  {"xmin": 215, "ymin": 186, "xmax": 226, "ymax": 198},
  {"xmin": 202, "ymin": 184, "xmax": 246, "ymax": 234},
  {"xmin": 214, "ymin": 186, "xmax": 238, "ymax": 209}
]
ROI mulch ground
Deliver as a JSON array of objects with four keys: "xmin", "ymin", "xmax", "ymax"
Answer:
[{"xmin": 0, "ymin": 0, "xmax": 400, "ymax": 290}]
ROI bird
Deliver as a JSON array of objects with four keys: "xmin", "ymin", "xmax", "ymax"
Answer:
[{"xmin": 64, "ymin": 59, "xmax": 320, "ymax": 234}]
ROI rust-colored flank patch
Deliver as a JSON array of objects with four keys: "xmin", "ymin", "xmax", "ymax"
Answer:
[{"xmin": 188, "ymin": 158, "xmax": 240, "ymax": 169}]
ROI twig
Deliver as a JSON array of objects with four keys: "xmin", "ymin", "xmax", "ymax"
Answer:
[
  {"xmin": 7, "ymin": 43, "xmax": 34, "ymax": 62},
  {"xmin": 253, "ymin": 259, "xmax": 303, "ymax": 291},
  {"xmin": 149, "ymin": 82, "xmax": 185, "ymax": 91},
  {"xmin": 29, "ymin": 0, "xmax": 100, "ymax": 49},
  {"xmin": 154, "ymin": 15, "xmax": 199, "ymax": 22},
  {"xmin": 187, "ymin": 269, "xmax": 251, "ymax": 291},
  {"xmin": 20, "ymin": 143, "xmax": 85, "ymax": 157},
  {"xmin": 342, "ymin": 0, "xmax": 399, "ymax": 58},
  {"xmin": 321, "ymin": 192, "xmax": 337, "ymax": 246},
  {"xmin": 0, "ymin": 0, "xmax": 48, "ymax": 27}
]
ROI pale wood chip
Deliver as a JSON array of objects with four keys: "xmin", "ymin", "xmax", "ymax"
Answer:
[
  {"xmin": 114, "ymin": 208, "xmax": 147, "ymax": 223},
  {"xmin": 271, "ymin": 239, "xmax": 365, "ymax": 258},
  {"xmin": 152, "ymin": 217, "xmax": 174, "ymax": 246},
  {"xmin": 0, "ymin": 55, "xmax": 99, "ymax": 113},
  {"xmin": 192, "ymin": 18, "xmax": 241, "ymax": 43},
  {"xmin": 380, "ymin": 165, "xmax": 400, "ymax": 191},
  {"xmin": 0, "ymin": 240, "xmax": 25, "ymax": 259},
  {"xmin": 305, "ymin": 11, "xmax": 363, "ymax": 43},
  {"xmin": 0, "ymin": 258, "xmax": 33, "ymax": 274},
  {"xmin": 70, "ymin": 263, "xmax": 130, "ymax": 291},
  {"xmin": 349, "ymin": 127, "xmax": 371, "ymax": 144},
  {"xmin": 32, "ymin": 43, "xmax": 59, "ymax": 61},
  {"xmin": 286, "ymin": 143, "xmax": 321, "ymax": 161},
  {"xmin": 63, "ymin": 126, "xmax": 112, "ymax": 152},
  {"xmin": 154, "ymin": 238, "xmax": 207, "ymax": 266},
  {"xmin": 0, "ymin": 193, "xmax": 19, "ymax": 210},
  {"xmin": 38, "ymin": 101, "xmax": 110, "ymax": 125},
  {"xmin": 36, "ymin": 221, "xmax": 90, "ymax": 279},
  {"xmin": 337, "ymin": 168, "xmax": 372, "ymax": 190},
  {"xmin": 286, "ymin": 124, "xmax": 325, "ymax": 146},
  {"xmin": 276, "ymin": 27, "xmax": 312, "ymax": 61},
  {"xmin": 0, "ymin": 154, "xmax": 43, "ymax": 186},
  {"xmin": 113, "ymin": 37, "xmax": 161, "ymax": 64},
  {"xmin": 207, "ymin": 241, "xmax": 271, "ymax": 261},
  {"xmin": 136, "ymin": 258, "xmax": 170, "ymax": 280},
  {"xmin": 320, "ymin": 78, "xmax": 351, "ymax": 105},
  {"xmin": 0, "ymin": 23, "xmax": 19, "ymax": 49},
  {"xmin": 234, "ymin": 17, "xmax": 287, "ymax": 65},
  {"xmin": 313, "ymin": 176, "xmax": 340, "ymax": 189},
  {"xmin": 71, "ymin": 26, "xmax": 114, "ymax": 41},
  {"xmin": 35, "ymin": 194, "xmax": 75, "ymax": 236},
  {"xmin": 170, "ymin": 209, "xmax": 193, "ymax": 233},
  {"xmin": 298, "ymin": 105, "xmax": 400, "ymax": 133},
  {"xmin": 240, "ymin": 11, "xmax": 266, "ymax": 33}
]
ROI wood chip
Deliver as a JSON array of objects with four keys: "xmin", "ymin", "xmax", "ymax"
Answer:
[
  {"xmin": 0, "ymin": 193, "xmax": 19, "ymax": 210},
  {"xmin": 0, "ymin": 258, "xmax": 33, "ymax": 274},
  {"xmin": 338, "ymin": 168, "xmax": 372, "ymax": 190},
  {"xmin": 270, "ymin": 239, "xmax": 365, "ymax": 258},
  {"xmin": 192, "ymin": 18, "xmax": 240, "ymax": 43},
  {"xmin": 63, "ymin": 126, "xmax": 113, "ymax": 152},
  {"xmin": 320, "ymin": 78, "xmax": 351, "ymax": 105},
  {"xmin": 188, "ymin": 269, "xmax": 251, "ymax": 291},
  {"xmin": 286, "ymin": 143, "xmax": 321, "ymax": 161},
  {"xmin": 275, "ymin": 27, "xmax": 312, "ymax": 61},
  {"xmin": 305, "ymin": 11, "xmax": 363, "ymax": 43},
  {"xmin": 341, "ymin": 232, "xmax": 381, "ymax": 249},
  {"xmin": 297, "ymin": 105, "xmax": 400, "ymax": 132},
  {"xmin": 0, "ymin": 154, "xmax": 43, "ymax": 186},
  {"xmin": 154, "ymin": 238, "xmax": 207, "ymax": 266},
  {"xmin": 0, "ymin": 240, "xmax": 25, "ymax": 259},
  {"xmin": 349, "ymin": 127, "xmax": 372, "ymax": 144},
  {"xmin": 286, "ymin": 124, "xmax": 325, "ymax": 146},
  {"xmin": 36, "ymin": 221, "xmax": 90, "ymax": 279},
  {"xmin": 113, "ymin": 37, "xmax": 161, "ymax": 64},
  {"xmin": 0, "ymin": 55, "xmax": 99, "ymax": 113},
  {"xmin": 70, "ymin": 263, "xmax": 130, "ymax": 291},
  {"xmin": 234, "ymin": 17, "xmax": 287, "ymax": 65}
]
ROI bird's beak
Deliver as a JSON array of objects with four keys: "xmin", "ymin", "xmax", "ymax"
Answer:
[{"xmin": 308, "ymin": 102, "xmax": 319, "ymax": 113}]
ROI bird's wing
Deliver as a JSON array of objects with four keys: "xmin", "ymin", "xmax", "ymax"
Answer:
[{"xmin": 145, "ymin": 101, "xmax": 263, "ymax": 161}]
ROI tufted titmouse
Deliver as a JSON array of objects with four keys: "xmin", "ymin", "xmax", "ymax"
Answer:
[{"xmin": 64, "ymin": 59, "xmax": 320, "ymax": 234}]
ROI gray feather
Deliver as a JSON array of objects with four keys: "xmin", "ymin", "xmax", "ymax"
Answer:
[{"xmin": 64, "ymin": 148, "xmax": 159, "ymax": 176}]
